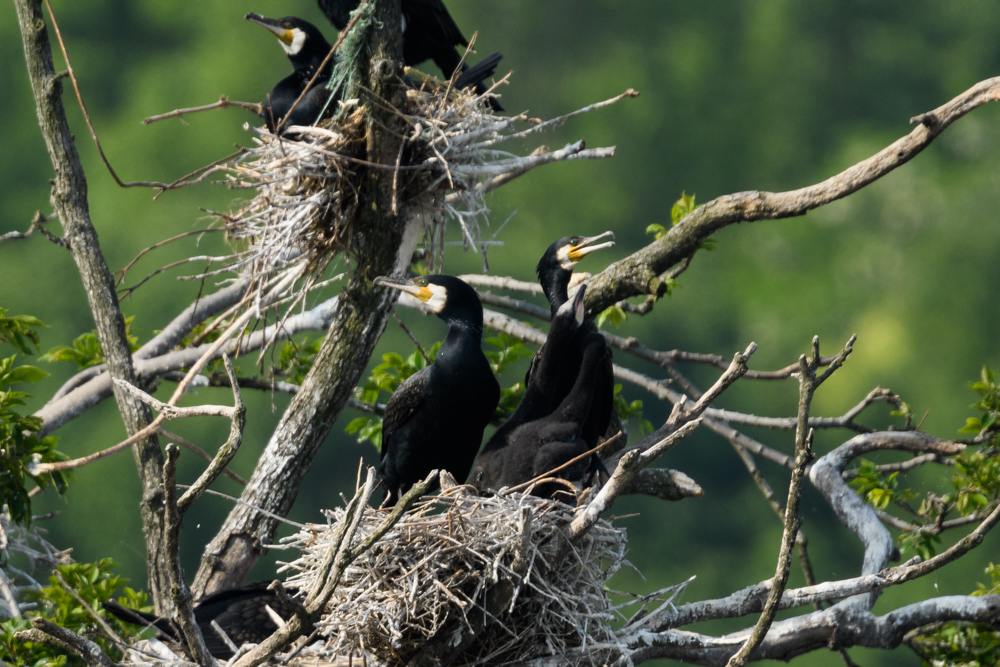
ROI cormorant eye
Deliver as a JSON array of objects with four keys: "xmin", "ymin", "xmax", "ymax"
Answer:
[{"xmin": 418, "ymin": 279, "xmax": 428, "ymax": 287}]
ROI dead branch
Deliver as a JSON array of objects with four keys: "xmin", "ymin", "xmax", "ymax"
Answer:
[
  {"xmin": 162, "ymin": 444, "xmax": 214, "ymax": 666},
  {"xmin": 16, "ymin": 618, "xmax": 118, "ymax": 667},
  {"xmin": 585, "ymin": 76, "xmax": 1000, "ymax": 314},
  {"xmin": 142, "ymin": 96, "xmax": 262, "ymax": 124}
]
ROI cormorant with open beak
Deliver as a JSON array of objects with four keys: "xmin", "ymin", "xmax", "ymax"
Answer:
[
  {"xmin": 374, "ymin": 274, "xmax": 500, "ymax": 505},
  {"xmin": 316, "ymin": 0, "xmax": 503, "ymax": 110},
  {"xmin": 527, "ymin": 232, "xmax": 617, "ymax": 449},
  {"xmin": 246, "ymin": 13, "xmax": 337, "ymax": 133}
]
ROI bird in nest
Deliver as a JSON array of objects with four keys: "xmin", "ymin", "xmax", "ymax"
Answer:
[
  {"xmin": 248, "ymin": 11, "xmax": 505, "ymax": 134},
  {"xmin": 374, "ymin": 274, "xmax": 500, "ymax": 505},
  {"xmin": 316, "ymin": 0, "xmax": 504, "ymax": 110}
]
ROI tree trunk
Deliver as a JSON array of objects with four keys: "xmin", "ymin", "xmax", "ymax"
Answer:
[
  {"xmin": 13, "ymin": 0, "xmax": 170, "ymax": 612},
  {"xmin": 193, "ymin": 0, "xmax": 413, "ymax": 595}
]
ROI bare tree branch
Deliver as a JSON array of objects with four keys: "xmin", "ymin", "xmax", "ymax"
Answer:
[
  {"xmin": 585, "ymin": 76, "xmax": 1000, "ymax": 314},
  {"xmin": 14, "ymin": 0, "xmax": 169, "ymax": 608}
]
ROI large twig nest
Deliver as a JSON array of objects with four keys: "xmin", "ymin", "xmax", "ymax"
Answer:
[{"xmin": 279, "ymin": 485, "xmax": 628, "ymax": 665}]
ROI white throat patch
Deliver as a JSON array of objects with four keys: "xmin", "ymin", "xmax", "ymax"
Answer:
[
  {"xmin": 425, "ymin": 283, "xmax": 448, "ymax": 313},
  {"xmin": 282, "ymin": 28, "xmax": 307, "ymax": 56}
]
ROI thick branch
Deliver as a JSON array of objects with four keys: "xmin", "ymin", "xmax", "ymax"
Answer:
[
  {"xmin": 192, "ymin": 0, "xmax": 410, "ymax": 596},
  {"xmin": 14, "ymin": 0, "xmax": 169, "ymax": 609},
  {"xmin": 585, "ymin": 77, "xmax": 1000, "ymax": 313}
]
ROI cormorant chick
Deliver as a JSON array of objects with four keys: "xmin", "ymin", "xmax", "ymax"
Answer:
[
  {"xmin": 471, "ymin": 284, "xmax": 587, "ymax": 493},
  {"xmin": 374, "ymin": 274, "xmax": 500, "ymax": 505},
  {"xmin": 528, "ymin": 232, "xmax": 616, "ymax": 448},
  {"xmin": 246, "ymin": 13, "xmax": 337, "ymax": 133},
  {"xmin": 316, "ymin": 0, "xmax": 504, "ymax": 110},
  {"xmin": 103, "ymin": 582, "xmax": 299, "ymax": 660},
  {"xmin": 496, "ymin": 331, "xmax": 612, "ymax": 501}
]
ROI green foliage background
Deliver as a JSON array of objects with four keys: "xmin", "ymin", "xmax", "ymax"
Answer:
[{"xmin": 2, "ymin": 1, "xmax": 1000, "ymax": 664}]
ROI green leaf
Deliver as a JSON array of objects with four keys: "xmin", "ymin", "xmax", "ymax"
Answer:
[{"xmin": 596, "ymin": 304, "xmax": 626, "ymax": 329}]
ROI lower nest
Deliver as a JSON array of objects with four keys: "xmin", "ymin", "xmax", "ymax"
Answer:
[{"xmin": 279, "ymin": 486, "xmax": 628, "ymax": 666}]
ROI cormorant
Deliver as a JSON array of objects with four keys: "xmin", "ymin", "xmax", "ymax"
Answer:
[
  {"xmin": 471, "ymin": 284, "xmax": 588, "ymax": 493},
  {"xmin": 316, "ymin": 0, "xmax": 504, "ymax": 110},
  {"xmin": 246, "ymin": 13, "xmax": 338, "ymax": 133},
  {"xmin": 374, "ymin": 274, "xmax": 500, "ymax": 504},
  {"xmin": 490, "ymin": 331, "xmax": 612, "ymax": 500},
  {"xmin": 527, "ymin": 232, "xmax": 617, "ymax": 449},
  {"xmin": 103, "ymin": 582, "xmax": 299, "ymax": 659}
]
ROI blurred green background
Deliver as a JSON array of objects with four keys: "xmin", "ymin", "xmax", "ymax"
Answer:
[{"xmin": 3, "ymin": 1, "xmax": 1000, "ymax": 664}]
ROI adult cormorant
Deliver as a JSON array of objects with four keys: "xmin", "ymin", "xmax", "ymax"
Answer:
[
  {"xmin": 246, "ymin": 13, "xmax": 337, "ymax": 133},
  {"xmin": 492, "ymin": 332, "xmax": 612, "ymax": 500},
  {"xmin": 316, "ymin": 0, "xmax": 504, "ymax": 110},
  {"xmin": 374, "ymin": 274, "xmax": 500, "ymax": 504},
  {"xmin": 528, "ymin": 232, "xmax": 617, "ymax": 448},
  {"xmin": 103, "ymin": 582, "xmax": 299, "ymax": 660},
  {"xmin": 471, "ymin": 285, "xmax": 587, "ymax": 492}
]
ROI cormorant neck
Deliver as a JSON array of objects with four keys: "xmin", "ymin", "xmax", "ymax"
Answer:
[{"xmin": 540, "ymin": 272, "xmax": 570, "ymax": 315}]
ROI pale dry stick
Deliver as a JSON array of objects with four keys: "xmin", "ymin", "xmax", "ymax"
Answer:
[
  {"xmin": 725, "ymin": 342, "xmax": 821, "ymax": 667},
  {"xmin": 162, "ymin": 444, "xmax": 214, "ymax": 667},
  {"xmin": 568, "ymin": 419, "xmax": 702, "ymax": 541},
  {"xmin": 142, "ymin": 96, "xmax": 262, "ymax": 124},
  {"xmin": 881, "ymin": 500, "xmax": 1000, "ymax": 587},
  {"xmin": 0, "ymin": 567, "xmax": 20, "ymax": 617},
  {"xmin": 113, "ymin": 378, "xmax": 237, "ymax": 420},
  {"xmin": 458, "ymin": 274, "xmax": 543, "ymax": 296},
  {"xmin": 444, "ymin": 142, "xmax": 617, "ymax": 203},
  {"xmin": 177, "ymin": 355, "xmax": 246, "ymax": 515},
  {"xmin": 875, "ymin": 502, "xmax": 994, "ymax": 534},
  {"xmin": 475, "ymin": 89, "xmax": 640, "ymax": 148},
  {"xmin": 115, "ymin": 228, "xmax": 225, "ymax": 288},
  {"xmin": 160, "ymin": 427, "xmax": 247, "ymax": 486}
]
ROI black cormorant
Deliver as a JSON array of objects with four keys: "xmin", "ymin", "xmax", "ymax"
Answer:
[
  {"xmin": 374, "ymin": 274, "xmax": 500, "ymax": 504},
  {"xmin": 489, "ymin": 331, "xmax": 612, "ymax": 500},
  {"xmin": 316, "ymin": 0, "xmax": 504, "ymax": 110},
  {"xmin": 527, "ymin": 232, "xmax": 616, "ymax": 448},
  {"xmin": 246, "ymin": 13, "xmax": 337, "ymax": 133},
  {"xmin": 471, "ymin": 284, "xmax": 588, "ymax": 492},
  {"xmin": 103, "ymin": 582, "xmax": 299, "ymax": 660}
]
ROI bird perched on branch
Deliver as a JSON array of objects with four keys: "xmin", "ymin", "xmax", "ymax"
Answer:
[
  {"xmin": 472, "ymin": 284, "xmax": 590, "ymax": 494},
  {"xmin": 316, "ymin": 0, "xmax": 504, "ymax": 110},
  {"xmin": 528, "ymin": 232, "xmax": 617, "ymax": 449},
  {"xmin": 103, "ymin": 582, "xmax": 300, "ymax": 659},
  {"xmin": 374, "ymin": 274, "xmax": 500, "ymax": 505},
  {"xmin": 246, "ymin": 13, "xmax": 337, "ymax": 133}
]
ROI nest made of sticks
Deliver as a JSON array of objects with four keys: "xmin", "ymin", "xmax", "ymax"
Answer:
[
  {"xmin": 278, "ymin": 484, "xmax": 628, "ymax": 666},
  {"xmin": 205, "ymin": 77, "xmax": 511, "ymax": 315}
]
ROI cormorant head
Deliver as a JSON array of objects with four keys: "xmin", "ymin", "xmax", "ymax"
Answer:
[
  {"xmin": 245, "ymin": 13, "xmax": 332, "ymax": 69},
  {"xmin": 374, "ymin": 274, "xmax": 483, "ymax": 329},
  {"xmin": 536, "ymin": 232, "xmax": 615, "ymax": 311}
]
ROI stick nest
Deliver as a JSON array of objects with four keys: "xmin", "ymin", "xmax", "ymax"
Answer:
[
  {"xmin": 279, "ymin": 485, "xmax": 628, "ymax": 666},
  {"xmin": 212, "ymin": 80, "xmax": 511, "ymax": 312}
]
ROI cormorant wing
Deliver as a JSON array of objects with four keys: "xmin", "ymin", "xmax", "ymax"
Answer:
[
  {"xmin": 380, "ymin": 366, "xmax": 431, "ymax": 460},
  {"xmin": 406, "ymin": 0, "xmax": 468, "ymax": 49}
]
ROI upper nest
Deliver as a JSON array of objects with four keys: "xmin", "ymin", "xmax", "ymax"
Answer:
[
  {"xmin": 210, "ymin": 79, "xmax": 512, "ymax": 313},
  {"xmin": 278, "ymin": 484, "xmax": 628, "ymax": 666}
]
